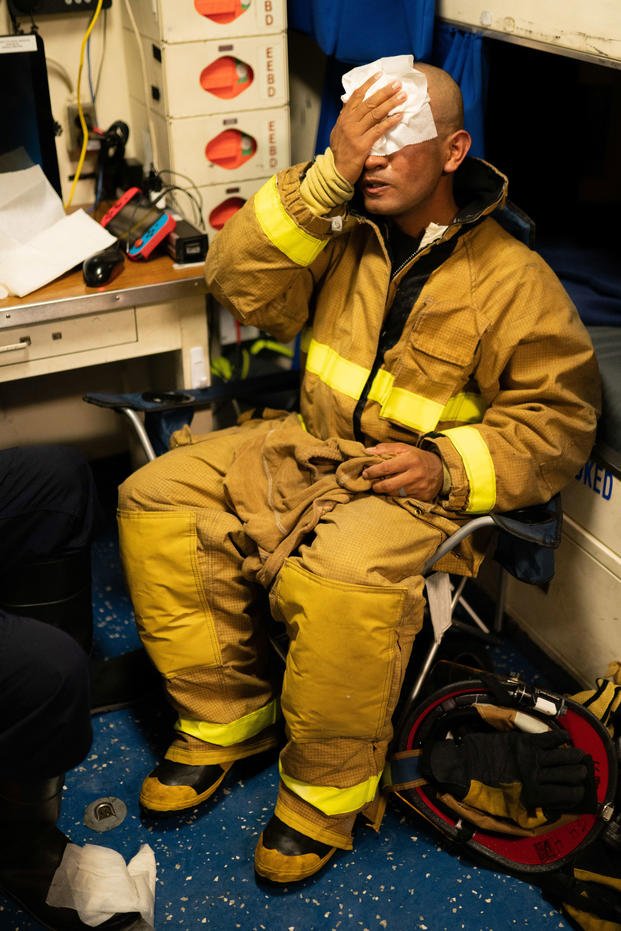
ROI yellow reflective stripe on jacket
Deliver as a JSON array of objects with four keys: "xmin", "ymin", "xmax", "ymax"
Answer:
[
  {"xmin": 306, "ymin": 338, "xmax": 486, "ymax": 430},
  {"xmin": 300, "ymin": 327, "xmax": 313, "ymax": 354},
  {"xmin": 306, "ymin": 339, "xmax": 369, "ymax": 399},
  {"xmin": 368, "ymin": 368, "xmax": 486, "ymax": 432},
  {"xmin": 441, "ymin": 425, "xmax": 496, "ymax": 512},
  {"xmin": 441, "ymin": 392, "xmax": 487, "ymax": 424},
  {"xmin": 254, "ymin": 176, "xmax": 327, "ymax": 266},
  {"xmin": 176, "ymin": 699, "xmax": 280, "ymax": 748},
  {"xmin": 279, "ymin": 760, "xmax": 382, "ymax": 816},
  {"xmin": 376, "ymin": 383, "xmax": 444, "ymax": 433}
]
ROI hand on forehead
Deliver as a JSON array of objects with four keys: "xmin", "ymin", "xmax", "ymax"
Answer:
[{"xmin": 341, "ymin": 55, "xmax": 438, "ymax": 156}]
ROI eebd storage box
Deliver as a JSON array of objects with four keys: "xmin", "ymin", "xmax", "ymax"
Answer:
[
  {"xmin": 123, "ymin": 30, "xmax": 288, "ymax": 118},
  {"xmin": 124, "ymin": 0, "xmax": 286, "ymax": 43},
  {"xmin": 152, "ymin": 105, "xmax": 291, "ymax": 186}
]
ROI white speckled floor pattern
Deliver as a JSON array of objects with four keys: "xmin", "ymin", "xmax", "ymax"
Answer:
[{"xmin": 0, "ymin": 467, "xmax": 572, "ymax": 930}]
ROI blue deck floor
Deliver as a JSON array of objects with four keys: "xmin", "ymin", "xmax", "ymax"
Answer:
[{"xmin": 0, "ymin": 463, "xmax": 575, "ymax": 930}]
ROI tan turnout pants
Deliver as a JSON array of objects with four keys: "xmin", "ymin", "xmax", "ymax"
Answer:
[{"xmin": 118, "ymin": 418, "xmax": 452, "ymax": 848}]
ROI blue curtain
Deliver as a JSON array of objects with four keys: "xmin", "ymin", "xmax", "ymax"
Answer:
[
  {"xmin": 291, "ymin": 1, "xmax": 488, "ymax": 160},
  {"xmin": 287, "ymin": 0, "xmax": 435, "ymax": 65},
  {"xmin": 432, "ymin": 25, "xmax": 487, "ymax": 158},
  {"xmin": 288, "ymin": 0, "xmax": 436, "ymax": 154}
]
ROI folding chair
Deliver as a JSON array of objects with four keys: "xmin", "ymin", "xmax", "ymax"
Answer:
[
  {"xmin": 407, "ymin": 494, "xmax": 562, "ymax": 706},
  {"xmin": 84, "ymin": 368, "xmax": 300, "ymax": 460}
]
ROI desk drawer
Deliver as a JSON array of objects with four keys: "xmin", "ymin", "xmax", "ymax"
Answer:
[{"xmin": 0, "ymin": 309, "xmax": 137, "ymax": 367}]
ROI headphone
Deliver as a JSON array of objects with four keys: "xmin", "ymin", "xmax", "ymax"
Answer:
[{"xmin": 96, "ymin": 120, "xmax": 130, "ymax": 204}]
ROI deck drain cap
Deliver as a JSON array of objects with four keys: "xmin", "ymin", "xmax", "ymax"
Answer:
[{"xmin": 84, "ymin": 796, "xmax": 127, "ymax": 832}]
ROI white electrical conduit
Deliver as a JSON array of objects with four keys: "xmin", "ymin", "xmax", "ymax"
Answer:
[{"xmin": 122, "ymin": 0, "xmax": 161, "ymax": 174}]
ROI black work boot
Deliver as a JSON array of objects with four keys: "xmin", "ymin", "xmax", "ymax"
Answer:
[
  {"xmin": 140, "ymin": 758, "xmax": 233, "ymax": 813},
  {"xmin": 254, "ymin": 815, "xmax": 337, "ymax": 883},
  {"xmin": 0, "ymin": 777, "xmax": 142, "ymax": 930}
]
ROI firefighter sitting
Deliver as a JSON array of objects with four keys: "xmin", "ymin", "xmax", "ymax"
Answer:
[{"xmin": 117, "ymin": 58, "xmax": 600, "ymax": 884}]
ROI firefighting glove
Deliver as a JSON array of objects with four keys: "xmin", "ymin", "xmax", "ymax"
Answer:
[{"xmin": 421, "ymin": 730, "xmax": 597, "ymax": 824}]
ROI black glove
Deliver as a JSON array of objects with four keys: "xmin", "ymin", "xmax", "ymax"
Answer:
[{"xmin": 422, "ymin": 729, "xmax": 596, "ymax": 824}]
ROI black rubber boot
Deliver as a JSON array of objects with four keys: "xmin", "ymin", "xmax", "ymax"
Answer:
[
  {"xmin": 0, "ymin": 778, "xmax": 142, "ymax": 930},
  {"xmin": 0, "ymin": 549, "xmax": 93, "ymax": 653},
  {"xmin": 254, "ymin": 815, "xmax": 338, "ymax": 883}
]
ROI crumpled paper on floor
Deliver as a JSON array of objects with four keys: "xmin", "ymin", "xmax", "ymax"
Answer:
[
  {"xmin": 46, "ymin": 842, "xmax": 156, "ymax": 928},
  {"xmin": 341, "ymin": 54, "xmax": 437, "ymax": 155}
]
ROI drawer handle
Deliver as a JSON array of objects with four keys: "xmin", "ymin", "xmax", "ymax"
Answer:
[{"xmin": 0, "ymin": 337, "xmax": 31, "ymax": 354}]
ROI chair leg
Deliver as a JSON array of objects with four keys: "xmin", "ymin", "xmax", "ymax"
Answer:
[
  {"xmin": 403, "ymin": 573, "xmax": 455, "ymax": 705},
  {"xmin": 120, "ymin": 408, "xmax": 157, "ymax": 462},
  {"xmin": 456, "ymin": 589, "xmax": 491, "ymax": 635},
  {"xmin": 404, "ymin": 640, "xmax": 442, "ymax": 708}
]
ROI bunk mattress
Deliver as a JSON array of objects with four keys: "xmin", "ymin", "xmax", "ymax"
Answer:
[
  {"xmin": 538, "ymin": 240, "xmax": 620, "ymax": 477},
  {"xmin": 588, "ymin": 326, "xmax": 621, "ymax": 478}
]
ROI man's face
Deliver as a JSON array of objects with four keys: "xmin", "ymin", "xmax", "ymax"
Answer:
[{"xmin": 359, "ymin": 136, "xmax": 448, "ymax": 221}]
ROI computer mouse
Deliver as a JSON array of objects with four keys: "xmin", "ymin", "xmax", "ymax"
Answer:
[{"xmin": 82, "ymin": 242, "xmax": 125, "ymax": 287}]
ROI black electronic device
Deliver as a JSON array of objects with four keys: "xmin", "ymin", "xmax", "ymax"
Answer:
[
  {"xmin": 166, "ymin": 218, "xmax": 209, "ymax": 264},
  {"xmin": 95, "ymin": 120, "xmax": 130, "ymax": 203},
  {"xmin": 8, "ymin": 0, "xmax": 111, "ymax": 15},
  {"xmin": 100, "ymin": 187, "xmax": 176, "ymax": 260},
  {"xmin": 0, "ymin": 32, "xmax": 61, "ymax": 197},
  {"xmin": 82, "ymin": 242, "xmax": 125, "ymax": 287}
]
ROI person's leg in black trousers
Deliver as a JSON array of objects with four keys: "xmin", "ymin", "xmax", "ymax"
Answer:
[
  {"xmin": 0, "ymin": 447, "xmax": 141, "ymax": 928},
  {"xmin": 0, "ymin": 610, "xmax": 142, "ymax": 928},
  {"xmin": 0, "ymin": 444, "xmax": 98, "ymax": 651},
  {"xmin": 0, "ymin": 443, "xmax": 159, "ymax": 710}
]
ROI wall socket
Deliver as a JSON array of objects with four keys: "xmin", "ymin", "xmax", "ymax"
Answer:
[{"xmin": 67, "ymin": 101, "xmax": 97, "ymax": 153}]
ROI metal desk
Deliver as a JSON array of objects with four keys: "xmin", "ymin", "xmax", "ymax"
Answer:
[{"xmin": 0, "ymin": 255, "xmax": 209, "ymax": 451}]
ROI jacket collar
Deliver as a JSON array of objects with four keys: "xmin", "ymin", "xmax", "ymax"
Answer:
[{"xmin": 453, "ymin": 157, "xmax": 508, "ymax": 224}]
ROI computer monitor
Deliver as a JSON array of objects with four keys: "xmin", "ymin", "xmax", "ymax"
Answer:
[{"xmin": 0, "ymin": 32, "xmax": 62, "ymax": 197}]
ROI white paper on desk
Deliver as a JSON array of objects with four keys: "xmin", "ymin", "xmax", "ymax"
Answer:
[{"xmin": 0, "ymin": 164, "xmax": 116, "ymax": 298}]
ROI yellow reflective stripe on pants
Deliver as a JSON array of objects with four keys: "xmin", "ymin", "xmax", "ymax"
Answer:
[
  {"xmin": 254, "ymin": 176, "xmax": 327, "ymax": 266},
  {"xmin": 441, "ymin": 425, "xmax": 497, "ymax": 512},
  {"xmin": 176, "ymin": 698, "xmax": 280, "ymax": 747},
  {"xmin": 279, "ymin": 760, "xmax": 382, "ymax": 816}
]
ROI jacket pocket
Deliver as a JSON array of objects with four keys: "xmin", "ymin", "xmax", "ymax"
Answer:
[{"xmin": 376, "ymin": 300, "xmax": 483, "ymax": 434}]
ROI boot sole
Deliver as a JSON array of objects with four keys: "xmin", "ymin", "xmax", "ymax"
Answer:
[{"xmin": 254, "ymin": 840, "xmax": 337, "ymax": 883}]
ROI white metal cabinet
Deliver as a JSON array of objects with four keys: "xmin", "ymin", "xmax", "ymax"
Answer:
[{"xmin": 437, "ymin": 0, "xmax": 621, "ymax": 65}]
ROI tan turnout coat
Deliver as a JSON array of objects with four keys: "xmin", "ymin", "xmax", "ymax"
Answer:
[{"xmin": 206, "ymin": 157, "xmax": 600, "ymax": 516}]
